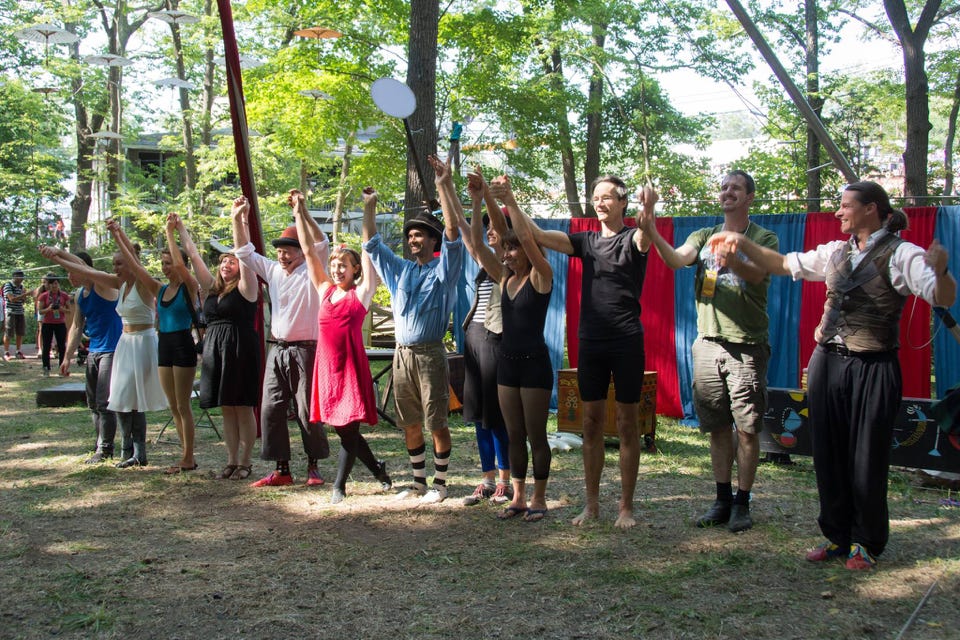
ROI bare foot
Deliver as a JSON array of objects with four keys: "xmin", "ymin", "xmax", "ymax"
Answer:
[
  {"xmin": 571, "ymin": 505, "xmax": 599, "ymax": 526},
  {"xmin": 613, "ymin": 509, "xmax": 636, "ymax": 529}
]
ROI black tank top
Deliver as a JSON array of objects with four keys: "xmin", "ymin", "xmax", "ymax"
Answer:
[{"xmin": 500, "ymin": 276, "xmax": 551, "ymax": 357}]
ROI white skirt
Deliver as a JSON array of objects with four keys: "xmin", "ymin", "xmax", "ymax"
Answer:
[{"xmin": 107, "ymin": 328, "xmax": 168, "ymax": 413}]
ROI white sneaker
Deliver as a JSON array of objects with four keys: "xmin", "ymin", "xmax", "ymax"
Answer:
[
  {"xmin": 419, "ymin": 485, "xmax": 448, "ymax": 504},
  {"xmin": 394, "ymin": 484, "xmax": 427, "ymax": 500}
]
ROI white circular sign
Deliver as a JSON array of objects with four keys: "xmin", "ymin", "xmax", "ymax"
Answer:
[{"xmin": 370, "ymin": 78, "xmax": 416, "ymax": 119}]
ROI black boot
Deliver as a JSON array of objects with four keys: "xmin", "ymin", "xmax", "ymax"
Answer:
[
  {"xmin": 84, "ymin": 446, "xmax": 113, "ymax": 464},
  {"xmin": 374, "ymin": 460, "xmax": 392, "ymax": 491}
]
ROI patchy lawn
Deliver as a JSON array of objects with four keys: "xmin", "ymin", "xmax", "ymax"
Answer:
[{"xmin": 0, "ymin": 357, "xmax": 958, "ymax": 639}]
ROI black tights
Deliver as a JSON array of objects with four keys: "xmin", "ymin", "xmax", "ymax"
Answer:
[
  {"xmin": 334, "ymin": 422, "xmax": 381, "ymax": 489},
  {"xmin": 498, "ymin": 385, "xmax": 552, "ymax": 481}
]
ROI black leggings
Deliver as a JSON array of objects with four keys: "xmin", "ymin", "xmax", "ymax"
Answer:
[
  {"xmin": 334, "ymin": 422, "xmax": 381, "ymax": 489},
  {"xmin": 498, "ymin": 385, "xmax": 552, "ymax": 481},
  {"xmin": 41, "ymin": 323, "xmax": 67, "ymax": 370}
]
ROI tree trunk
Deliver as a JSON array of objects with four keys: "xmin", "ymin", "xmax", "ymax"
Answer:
[
  {"xmin": 405, "ymin": 0, "xmax": 439, "ymax": 235},
  {"xmin": 199, "ymin": 0, "xmax": 216, "ymax": 215},
  {"xmin": 943, "ymin": 66, "xmax": 960, "ymax": 195},
  {"xmin": 583, "ymin": 21, "xmax": 606, "ymax": 218},
  {"xmin": 884, "ymin": 0, "xmax": 940, "ymax": 203},
  {"xmin": 65, "ymin": 24, "xmax": 105, "ymax": 251},
  {"xmin": 804, "ymin": 0, "xmax": 822, "ymax": 213},
  {"xmin": 545, "ymin": 48, "xmax": 584, "ymax": 218},
  {"xmin": 168, "ymin": 3, "xmax": 197, "ymax": 192}
]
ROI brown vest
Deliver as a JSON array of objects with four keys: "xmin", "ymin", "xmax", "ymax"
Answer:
[{"xmin": 816, "ymin": 233, "xmax": 905, "ymax": 352}]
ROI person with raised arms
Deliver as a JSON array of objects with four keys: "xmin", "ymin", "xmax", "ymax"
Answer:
[
  {"xmin": 362, "ymin": 156, "xmax": 464, "ymax": 504},
  {"xmin": 709, "ymin": 181, "xmax": 956, "ymax": 569},
  {"xmin": 524, "ymin": 175, "xmax": 657, "ymax": 529}
]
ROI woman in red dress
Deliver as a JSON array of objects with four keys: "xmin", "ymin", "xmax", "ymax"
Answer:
[{"xmin": 291, "ymin": 187, "xmax": 392, "ymax": 504}]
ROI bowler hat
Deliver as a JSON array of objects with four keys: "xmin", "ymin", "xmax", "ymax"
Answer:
[
  {"xmin": 402, "ymin": 211, "xmax": 443, "ymax": 242},
  {"xmin": 271, "ymin": 225, "xmax": 301, "ymax": 248}
]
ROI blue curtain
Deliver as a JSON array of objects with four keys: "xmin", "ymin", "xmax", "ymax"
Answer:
[
  {"xmin": 452, "ymin": 249, "xmax": 478, "ymax": 355},
  {"xmin": 935, "ymin": 206, "xmax": 960, "ymax": 396},
  {"xmin": 753, "ymin": 214, "xmax": 806, "ymax": 388},
  {"xmin": 672, "ymin": 216, "xmax": 722, "ymax": 424},
  {"xmin": 539, "ymin": 218, "xmax": 571, "ymax": 410}
]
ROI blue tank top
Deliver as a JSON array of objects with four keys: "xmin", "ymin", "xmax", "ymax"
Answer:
[
  {"xmin": 157, "ymin": 284, "xmax": 195, "ymax": 333},
  {"xmin": 77, "ymin": 286, "xmax": 122, "ymax": 353}
]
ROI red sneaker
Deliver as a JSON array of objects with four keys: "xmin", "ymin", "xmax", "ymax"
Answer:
[
  {"xmin": 305, "ymin": 466, "xmax": 324, "ymax": 486},
  {"xmin": 249, "ymin": 471, "xmax": 293, "ymax": 487},
  {"xmin": 845, "ymin": 544, "xmax": 877, "ymax": 571},
  {"xmin": 805, "ymin": 541, "xmax": 846, "ymax": 563}
]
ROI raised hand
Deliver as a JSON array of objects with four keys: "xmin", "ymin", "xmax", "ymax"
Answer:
[
  {"xmin": 428, "ymin": 154, "xmax": 452, "ymax": 183},
  {"xmin": 489, "ymin": 175, "xmax": 514, "ymax": 203},
  {"xmin": 166, "ymin": 212, "xmax": 180, "ymax": 232},
  {"xmin": 636, "ymin": 186, "xmax": 659, "ymax": 232},
  {"xmin": 287, "ymin": 189, "xmax": 306, "ymax": 212},
  {"xmin": 925, "ymin": 239, "xmax": 949, "ymax": 276},
  {"xmin": 467, "ymin": 168, "xmax": 486, "ymax": 200},
  {"xmin": 231, "ymin": 196, "xmax": 249, "ymax": 222},
  {"xmin": 362, "ymin": 186, "xmax": 378, "ymax": 208}
]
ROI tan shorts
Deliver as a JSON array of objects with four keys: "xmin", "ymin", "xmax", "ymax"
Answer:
[
  {"xmin": 692, "ymin": 337, "xmax": 769, "ymax": 435},
  {"xmin": 393, "ymin": 342, "xmax": 449, "ymax": 431}
]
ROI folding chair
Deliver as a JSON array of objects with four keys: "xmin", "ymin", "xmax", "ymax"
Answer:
[{"xmin": 155, "ymin": 380, "xmax": 222, "ymax": 444}]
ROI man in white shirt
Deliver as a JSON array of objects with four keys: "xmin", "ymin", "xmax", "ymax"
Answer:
[
  {"xmin": 710, "ymin": 181, "xmax": 956, "ymax": 570},
  {"xmin": 233, "ymin": 196, "xmax": 331, "ymax": 487}
]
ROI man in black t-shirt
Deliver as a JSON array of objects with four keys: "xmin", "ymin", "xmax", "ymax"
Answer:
[{"xmin": 530, "ymin": 175, "xmax": 657, "ymax": 529}]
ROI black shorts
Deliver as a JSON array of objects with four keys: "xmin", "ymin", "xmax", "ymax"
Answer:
[
  {"xmin": 497, "ymin": 347, "xmax": 553, "ymax": 390},
  {"xmin": 158, "ymin": 329, "xmax": 197, "ymax": 368},
  {"xmin": 577, "ymin": 334, "xmax": 645, "ymax": 403}
]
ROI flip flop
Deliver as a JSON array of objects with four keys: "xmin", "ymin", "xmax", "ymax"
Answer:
[
  {"xmin": 164, "ymin": 464, "xmax": 198, "ymax": 475},
  {"xmin": 523, "ymin": 508, "xmax": 548, "ymax": 522},
  {"xmin": 230, "ymin": 465, "xmax": 252, "ymax": 481},
  {"xmin": 497, "ymin": 505, "xmax": 526, "ymax": 520}
]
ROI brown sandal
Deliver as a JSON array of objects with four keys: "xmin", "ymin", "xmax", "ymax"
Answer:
[
  {"xmin": 231, "ymin": 465, "xmax": 252, "ymax": 480},
  {"xmin": 219, "ymin": 464, "xmax": 238, "ymax": 479}
]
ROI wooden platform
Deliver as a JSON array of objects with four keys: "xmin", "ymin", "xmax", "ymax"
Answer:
[
  {"xmin": 555, "ymin": 369, "xmax": 657, "ymax": 450},
  {"xmin": 36, "ymin": 382, "xmax": 86, "ymax": 408}
]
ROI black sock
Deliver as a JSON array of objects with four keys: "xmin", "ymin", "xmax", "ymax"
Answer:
[
  {"xmin": 716, "ymin": 482, "xmax": 733, "ymax": 503},
  {"xmin": 276, "ymin": 460, "xmax": 290, "ymax": 475},
  {"xmin": 733, "ymin": 488, "xmax": 751, "ymax": 506}
]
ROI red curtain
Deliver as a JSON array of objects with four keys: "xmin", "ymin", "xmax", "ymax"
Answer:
[
  {"xmin": 565, "ymin": 218, "xmax": 682, "ymax": 417},
  {"xmin": 898, "ymin": 207, "xmax": 936, "ymax": 398},
  {"xmin": 644, "ymin": 219, "xmax": 682, "ymax": 417}
]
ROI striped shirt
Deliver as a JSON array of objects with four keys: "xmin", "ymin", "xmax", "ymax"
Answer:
[{"xmin": 3, "ymin": 282, "xmax": 26, "ymax": 316}]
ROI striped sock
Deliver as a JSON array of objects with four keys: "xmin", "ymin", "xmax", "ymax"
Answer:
[
  {"xmin": 408, "ymin": 444, "xmax": 427, "ymax": 486},
  {"xmin": 433, "ymin": 448, "xmax": 451, "ymax": 487}
]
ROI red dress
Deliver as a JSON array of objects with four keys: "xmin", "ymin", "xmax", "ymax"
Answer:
[{"xmin": 310, "ymin": 286, "xmax": 378, "ymax": 427}]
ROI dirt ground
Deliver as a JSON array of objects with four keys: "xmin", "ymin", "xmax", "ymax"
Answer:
[{"xmin": 0, "ymin": 355, "xmax": 958, "ymax": 639}]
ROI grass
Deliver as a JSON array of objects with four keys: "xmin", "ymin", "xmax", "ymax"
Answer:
[{"xmin": 0, "ymin": 357, "xmax": 959, "ymax": 639}]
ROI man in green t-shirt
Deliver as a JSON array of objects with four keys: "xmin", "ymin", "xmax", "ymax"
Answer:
[{"xmin": 639, "ymin": 171, "xmax": 777, "ymax": 532}]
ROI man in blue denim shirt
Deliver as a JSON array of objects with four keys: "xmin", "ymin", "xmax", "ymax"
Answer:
[{"xmin": 363, "ymin": 173, "xmax": 463, "ymax": 504}]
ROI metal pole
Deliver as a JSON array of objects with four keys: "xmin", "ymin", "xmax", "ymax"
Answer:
[{"xmin": 724, "ymin": 0, "xmax": 859, "ymax": 184}]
